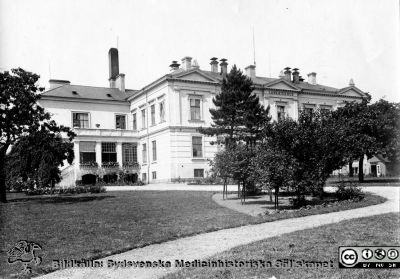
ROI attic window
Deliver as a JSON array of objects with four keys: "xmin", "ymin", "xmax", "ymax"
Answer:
[
  {"xmin": 72, "ymin": 91, "xmax": 78, "ymax": 95},
  {"xmin": 107, "ymin": 94, "xmax": 112, "ymax": 97}
]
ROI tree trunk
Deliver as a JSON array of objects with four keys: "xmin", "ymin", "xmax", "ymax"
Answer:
[
  {"xmin": 237, "ymin": 181, "xmax": 240, "ymax": 198},
  {"xmin": 358, "ymin": 156, "xmax": 364, "ymax": 183},
  {"xmin": 348, "ymin": 159, "xmax": 353, "ymax": 177},
  {"xmin": 0, "ymin": 151, "xmax": 7, "ymax": 203}
]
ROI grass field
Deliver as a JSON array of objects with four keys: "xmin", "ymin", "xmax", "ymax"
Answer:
[
  {"xmin": 165, "ymin": 212, "xmax": 400, "ymax": 279},
  {"xmin": 0, "ymin": 190, "xmax": 387, "ymax": 277}
]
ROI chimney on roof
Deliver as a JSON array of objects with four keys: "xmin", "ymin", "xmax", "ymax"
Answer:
[
  {"xmin": 210, "ymin": 57, "xmax": 218, "ymax": 73},
  {"xmin": 192, "ymin": 59, "xmax": 200, "ymax": 69},
  {"xmin": 181, "ymin": 56, "xmax": 192, "ymax": 71},
  {"xmin": 108, "ymin": 48, "xmax": 119, "ymax": 88},
  {"xmin": 245, "ymin": 65, "xmax": 256, "ymax": 79},
  {"xmin": 284, "ymin": 67, "xmax": 291, "ymax": 81},
  {"xmin": 116, "ymin": 73, "xmax": 125, "ymax": 92},
  {"xmin": 220, "ymin": 58, "xmax": 228, "ymax": 77},
  {"xmin": 349, "ymin": 78, "xmax": 355, "ymax": 86},
  {"xmin": 307, "ymin": 72, "xmax": 317, "ymax": 85},
  {"xmin": 279, "ymin": 70, "xmax": 285, "ymax": 79},
  {"xmin": 292, "ymin": 68, "xmax": 300, "ymax": 84},
  {"xmin": 169, "ymin": 61, "xmax": 180, "ymax": 71},
  {"xmin": 49, "ymin": 79, "xmax": 70, "ymax": 89}
]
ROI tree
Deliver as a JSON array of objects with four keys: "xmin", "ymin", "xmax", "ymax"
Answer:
[
  {"xmin": 199, "ymin": 65, "xmax": 270, "ymax": 146},
  {"xmin": 332, "ymin": 99, "xmax": 400, "ymax": 182},
  {"xmin": 6, "ymin": 121, "xmax": 75, "ymax": 190},
  {"xmin": 251, "ymin": 144, "xmax": 297, "ymax": 209},
  {"xmin": 0, "ymin": 68, "xmax": 73, "ymax": 202},
  {"xmin": 267, "ymin": 109, "xmax": 346, "ymax": 203}
]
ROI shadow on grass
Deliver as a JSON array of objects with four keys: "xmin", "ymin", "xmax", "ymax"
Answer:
[{"xmin": 7, "ymin": 195, "xmax": 116, "ymax": 204}]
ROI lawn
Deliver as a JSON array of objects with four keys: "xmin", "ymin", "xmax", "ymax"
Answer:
[
  {"xmin": 165, "ymin": 212, "xmax": 400, "ymax": 279},
  {"xmin": 0, "ymin": 191, "xmax": 256, "ymax": 277},
  {"xmin": 0, "ymin": 190, "xmax": 387, "ymax": 278}
]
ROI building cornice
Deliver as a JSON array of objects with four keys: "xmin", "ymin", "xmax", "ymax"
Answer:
[{"xmin": 40, "ymin": 95, "xmax": 130, "ymax": 106}]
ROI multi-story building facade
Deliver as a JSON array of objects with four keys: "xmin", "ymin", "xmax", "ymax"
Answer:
[{"xmin": 39, "ymin": 48, "xmax": 368, "ymax": 186}]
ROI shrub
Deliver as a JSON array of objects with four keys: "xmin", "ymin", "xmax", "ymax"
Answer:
[
  {"xmin": 89, "ymin": 185, "xmax": 106, "ymax": 193},
  {"xmin": 290, "ymin": 196, "xmax": 307, "ymax": 208},
  {"xmin": 336, "ymin": 181, "xmax": 363, "ymax": 201}
]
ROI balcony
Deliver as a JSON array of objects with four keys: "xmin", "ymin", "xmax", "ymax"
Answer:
[{"xmin": 74, "ymin": 128, "xmax": 139, "ymax": 139}]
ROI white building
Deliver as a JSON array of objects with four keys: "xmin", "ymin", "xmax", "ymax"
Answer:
[{"xmin": 39, "ymin": 48, "xmax": 367, "ymax": 186}]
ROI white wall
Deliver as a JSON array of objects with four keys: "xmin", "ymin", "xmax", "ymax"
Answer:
[{"xmin": 39, "ymin": 99, "xmax": 131, "ymax": 130}]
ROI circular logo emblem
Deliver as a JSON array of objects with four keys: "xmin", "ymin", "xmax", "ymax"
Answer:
[
  {"xmin": 362, "ymin": 249, "xmax": 373, "ymax": 260},
  {"xmin": 387, "ymin": 249, "xmax": 399, "ymax": 260},
  {"xmin": 341, "ymin": 249, "xmax": 358, "ymax": 266},
  {"xmin": 374, "ymin": 248, "xmax": 386, "ymax": 260}
]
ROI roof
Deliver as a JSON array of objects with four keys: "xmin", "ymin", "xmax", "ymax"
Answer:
[
  {"xmin": 369, "ymin": 154, "xmax": 390, "ymax": 163},
  {"xmin": 42, "ymin": 84, "xmax": 137, "ymax": 102},
  {"xmin": 170, "ymin": 68, "xmax": 341, "ymax": 92}
]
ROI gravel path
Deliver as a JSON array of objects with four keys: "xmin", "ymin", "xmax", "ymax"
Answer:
[{"xmin": 39, "ymin": 186, "xmax": 399, "ymax": 279}]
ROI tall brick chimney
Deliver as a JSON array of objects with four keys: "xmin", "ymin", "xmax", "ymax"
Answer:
[{"xmin": 108, "ymin": 48, "xmax": 119, "ymax": 88}]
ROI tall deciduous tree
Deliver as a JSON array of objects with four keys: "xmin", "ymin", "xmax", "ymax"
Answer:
[
  {"xmin": 0, "ymin": 68, "xmax": 74, "ymax": 202},
  {"xmin": 6, "ymin": 121, "xmax": 75, "ymax": 190},
  {"xmin": 332, "ymin": 99, "xmax": 400, "ymax": 182}
]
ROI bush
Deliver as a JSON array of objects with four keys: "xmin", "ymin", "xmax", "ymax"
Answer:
[
  {"xmin": 336, "ymin": 181, "xmax": 363, "ymax": 201},
  {"xmin": 25, "ymin": 185, "xmax": 106, "ymax": 196},
  {"xmin": 89, "ymin": 185, "xmax": 106, "ymax": 193},
  {"xmin": 290, "ymin": 196, "xmax": 307, "ymax": 208}
]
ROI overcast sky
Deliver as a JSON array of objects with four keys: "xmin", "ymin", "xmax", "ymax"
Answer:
[{"xmin": 1, "ymin": 0, "xmax": 399, "ymax": 102}]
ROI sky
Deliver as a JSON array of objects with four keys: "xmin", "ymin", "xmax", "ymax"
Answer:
[{"xmin": 0, "ymin": 0, "xmax": 399, "ymax": 102}]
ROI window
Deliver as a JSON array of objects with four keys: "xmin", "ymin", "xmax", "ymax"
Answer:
[
  {"xmin": 303, "ymin": 105, "xmax": 314, "ymax": 117},
  {"xmin": 152, "ymin": 140, "xmax": 157, "ymax": 161},
  {"xmin": 115, "ymin": 114, "xmax": 126, "ymax": 129},
  {"xmin": 194, "ymin": 169, "xmax": 204, "ymax": 178},
  {"xmin": 142, "ymin": 173, "xmax": 147, "ymax": 182},
  {"xmin": 101, "ymin": 142, "xmax": 117, "ymax": 163},
  {"xmin": 122, "ymin": 143, "xmax": 137, "ymax": 164},
  {"xmin": 151, "ymin": 104, "xmax": 155, "ymax": 125},
  {"xmin": 141, "ymin": 109, "xmax": 146, "ymax": 129},
  {"xmin": 277, "ymin": 105, "xmax": 285, "ymax": 120},
  {"xmin": 320, "ymin": 106, "xmax": 332, "ymax": 114},
  {"xmin": 132, "ymin": 113, "xmax": 137, "ymax": 131},
  {"xmin": 79, "ymin": 141, "xmax": 96, "ymax": 164},
  {"xmin": 192, "ymin": 136, "xmax": 203, "ymax": 158},
  {"xmin": 190, "ymin": 98, "xmax": 201, "ymax": 120},
  {"xmin": 142, "ymin": 143, "xmax": 147, "ymax": 163},
  {"xmin": 159, "ymin": 101, "xmax": 165, "ymax": 122},
  {"xmin": 72, "ymin": 112, "xmax": 89, "ymax": 128},
  {"xmin": 152, "ymin": 171, "xmax": 157, "ymax": 179}
]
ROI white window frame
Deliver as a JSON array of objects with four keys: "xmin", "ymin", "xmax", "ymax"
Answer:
[
  {"xmin": 72, "ymin": 111, "xmax": 90, "ymax": 128},
  {"xmin": 188, "ymin": 96, "xmax": 203, "ymax": 121},
  {"xmin": 115, "ymin": 114, "xmax": 127, "ymax": 130},
  {"xmin": 141, "ymin": 108, "xmax": 147, "ymax": 130},
  {"xmin": 132, "ymin": 112, "xmax": 137, "ymax": 131},
  {"xmin": 159, "ymin": 100, "xmax": 166, "ymax": 123},
  {"xmin": 151, "ymin": 140, "xmax": 157, "ymax": 162},
  {"xmin": 191, "ymin": 135, "xmax": 204, "ymax": 158},
  {"xmin": 150, "ymin": 104, "xmax": 156, "ymax": 126}
]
